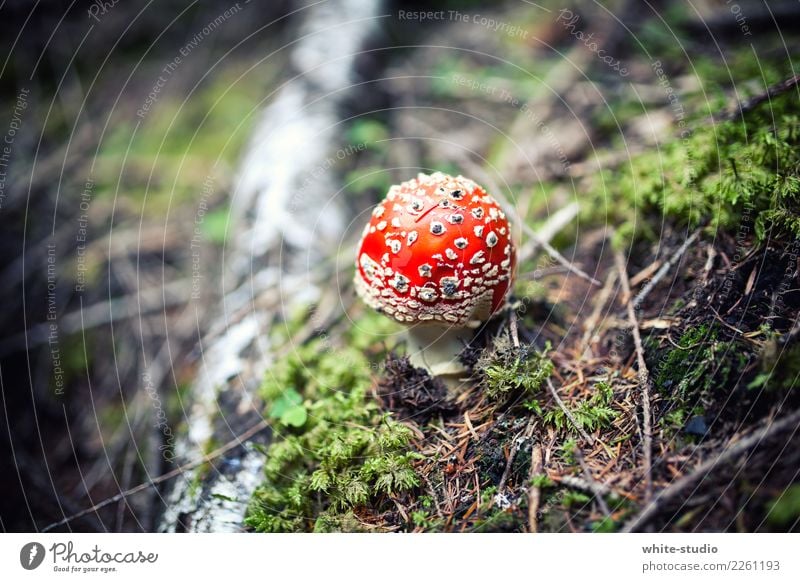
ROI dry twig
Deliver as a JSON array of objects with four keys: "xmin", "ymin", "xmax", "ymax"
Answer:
[
  {"xmin": 622, "ymin": 408, "xmax": 800, "ymax": 532},
  {"xmin": 633, "ymin": 229, "xmax": 701, "ymax": 309},
  {"xmin": 528, "ymin": 443, "xmax": 544, "ymax": 533},
  {"xmin": 546, "ymin": 378, "xmax": 595, "ymax": 445},
  {"xmin": 615, "ymin": 250, "xmax": 654, "ymax": 501}
]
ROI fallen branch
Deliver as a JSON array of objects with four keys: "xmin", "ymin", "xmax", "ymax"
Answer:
[
  {"xmin": 622, "ymin": 408, "xmax": 800, "ymax": 532},
  {"xmin": 41, "ymin": 418, "xmax": 269, "ymax": 532},
  {"xmin": 722, "ymin": 73, "xmax": 800, "ymax": 120},
  {"xmin": 498, "ymin": 416, "xmax": 536, "ymax": 494},
  {"xmin": 0, "ymin": 279, "xmax": 191, "ymax": 356},
  {"xmin": 496, "ymin": 196, "xmax": 600, "ymax": 287},
  {"xmin": 579, "ymin": 270, "xmax": 618, "ymax": 356}
]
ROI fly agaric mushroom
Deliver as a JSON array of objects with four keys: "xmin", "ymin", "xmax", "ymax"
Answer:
[{"xmin": 354, "ymin": 171, "xmax": 516, "ymax": 377}]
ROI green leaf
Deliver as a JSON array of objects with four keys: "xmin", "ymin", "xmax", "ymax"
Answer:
[
  {"xmin": 747, "ymin": 372, "xmax": 771, "ymax": 390},
  {"xmin": 268, "ymin": 388, "xmax": 303, "ymax": 420},
  {"xmin": 280, "ymin": 405, "xmax": 308, "ymax": 428}
]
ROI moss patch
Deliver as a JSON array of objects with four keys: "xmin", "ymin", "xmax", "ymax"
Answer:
[
  {"xmin": 246, "ymin": 319, "xmax": 421, "ymax": 532},
  {"xmin": 582, "ymin": 80, "xmax": 800, "ymax": 246}
]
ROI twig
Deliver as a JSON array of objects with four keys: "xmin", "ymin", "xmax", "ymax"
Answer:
[
  {"xmin": 41, "ymin": 418, "xmax": 269, "ymax": 532},
  {"xmin": 546, "ymin": 378, "xmax": 595, "ymax": 445},
  {"xmin": 520, "ymin": 220, "xmax": 601, "ymax": 287},
  {"xmin": 528, "ymin": 443, "xmax": 544, "ymax": 533},
  {"xmin": 633, "ymin": 229, "xmax": 701, "ymax": 309},
  {"xmin": 497, "ymin": 417, "xmax": 536, "ymax": 493},
  {"xmin": 575, "ymin": 447, "xmax": 611, "ymax": 516},
  {"xmin": 509, "ymin": 310, "xmax": 520, "ymax": 349},
  {"xmin": 489, "ymin": 190, "xmax": 600, "ymax": 288},
  {"xmin": 422, "ymin": 473, "xmax": 445, "ymax": 521},
  {"xmin": 615, "ymin": 250, "xmax": 654, "ymax": 501},
  {"xmin": 555, "ymin": 474, "xmax": 613, "ymax": 498},
  {"xmin": 579, "ymin": 270, "xmax": 618, "ymax": 356},
  {"xmin": 497, "ymin": 443, "xmax": 521, "ymax": 494},
  {"xmin": 622, "ymin": 408, "xmax": 800, "ymax": 532},
  {"xmin": 721, "ymin": 73, "xmax": 800, "ymax": 120},
  {"xmin": 0, "ymin": 279, "xmax": 192, "ymax": 356}
]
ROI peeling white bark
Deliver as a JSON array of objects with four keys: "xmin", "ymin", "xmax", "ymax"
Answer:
[{"xmin": 159, "ymin": 0, "xmax": 383, "ymax": 532}]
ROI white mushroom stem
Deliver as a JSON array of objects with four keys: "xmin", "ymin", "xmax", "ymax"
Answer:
[{"xmin": 406, "ymin": 324, "xmax": 474, "ymax": 379}]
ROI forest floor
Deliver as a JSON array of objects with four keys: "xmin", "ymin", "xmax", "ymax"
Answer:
[
  {"xmin": 2, "ymin": 0, "xmax": 799, "ymax": 533},
  {"xmin": 247, "ymin": 1, "xmax": 800, "ymax": 532}
]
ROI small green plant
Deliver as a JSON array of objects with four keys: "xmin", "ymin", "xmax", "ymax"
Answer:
[
  {"xmin": 543, "ymin": 381, "xmax": 618, "ymax": 434},
  {"xmin": 562, "ymin": 490, "xmax": 591, "ymax": 509},
  {"xmin": 479, "ymin": 336, "xmax": 554, "ymax": 400}
]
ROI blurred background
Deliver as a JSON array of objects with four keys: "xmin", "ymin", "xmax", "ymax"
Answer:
[{"xmin": 1, "ymin": 0, "xmax": 798, "ymax": 532}]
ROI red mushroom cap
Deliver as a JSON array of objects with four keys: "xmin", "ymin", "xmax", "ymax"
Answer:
[{"xmin": 354, "ymin": 172, "xmax": 517, "ymax": 326}]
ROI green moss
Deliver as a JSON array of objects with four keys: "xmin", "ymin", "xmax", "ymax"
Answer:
[
  {"xmin": 479, "ymin": 337, "xmax": 554, "ymax": 400},
  {"xmin": 654, "ymin": 324, "xmax": 743, "ymax": 405},
  {"xmin": 583, "ymin": 87, "xmax": 800, "ymax": 246},
  {"xmin": 542, "ymin": 381, "xmax": 618, "ymax": 434},
  {"xmin": 246, "ymin": 317, "xmax": 420, "ymax": 532},
  {"xmin": 766, "ymin": 484, "xmax": 800, "ymax": 528},
  {"xmin": 749, "ymin": 342, "xmax": 800, "ymax": 392}
]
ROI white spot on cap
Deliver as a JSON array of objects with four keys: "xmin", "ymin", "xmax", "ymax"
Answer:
[
  {"xmin": 372, "ymin": 205, "xmax": 385, "ymax": 218},
  {"xmin": 430, "ymin": 221, "xmax": 446, "ymax": 235},
  {"xmin": 486, "ymin": 231, "xmax": 499, "ymax": 247},
  {"xmin": 445, "ymin": 248, "xmax": 458, "ymax": 260},
  {"xmin": 359, "ymin": 254, "xmax": 383, "ymax": 282},
  {"xmin": 454, "ymin": 237, "xmax": 468, "ymax": 249},
  {"xmin": 471, "ymin": 207, "xmax": 484, "ymax": 219},
  {"xmin": 387, "ymin": 239, "xmax": 402, "ymax": 254},
  {"xmin": 447, "ymin": 213, "xmax": 464, "ymax": 225},
  {"xmin": 376, "ymin": 221, "xmax": 387, "ymax": 231},
  {"xmin": 418, "ymin": 263, "xmax": 432, "ymax": 278},
  {"xmin": 470, "ymin": 250, "xmax": 486, "ymax": 265},
  {"xmin": 474, "ymin": 225, "xmax": 484, "ymax": 238},
  {"xmin": 407, "ymin": 231, "xmax": 418, "ymax": 246},
  {"xmin": 391, "ymin": 217, "xmax": 401, "ymax": 228},
  {"xmin": 418, "ymin": 287, "xmax": 437, "ymax": 302}
]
